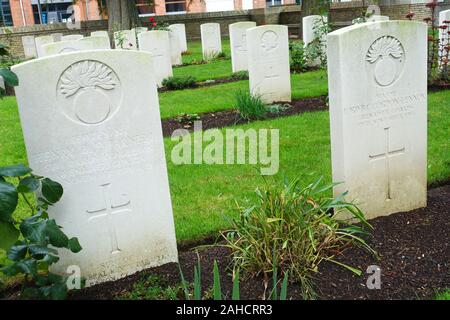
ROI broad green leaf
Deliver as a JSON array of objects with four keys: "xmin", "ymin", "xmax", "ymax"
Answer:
[
  {"xmin": 41, "ymin": 178, "xmax": 63, "ymax": 204},
  {"xmin": 0, "ymin": 221, "xmax": 19, "ymax": 251},
  {"xmin": 50, "ymin": 283, "xmax": 68, "ymax": 300},
  {"xmin": 7, "ymin": 242, "xmax": 27, "ymax": 261},
  {"xmin": 20, "ymin": 216, "xmax": 47, "ymax": 244},
  {"xmin": 2, "ymin": 259, "xmax": 37, "ymax": 276},
  {"xmin": 0, "ymin": 68, "xmax": 18, "ymax": 86},
  {"xmin": 0, "ymin": 181, "xmax": 18, "ymax": 221},
  {"xmin": 280, "ymin": 272, "xmax": 289, "ymax": 300},
  {"xmin": 28, "ymin": 245, "xmax": 58, "ymax": 259},
  {"xmin": 68, "ymin": 237, "xmax": 82, "ymax": 253},
  {"xmin": 45, "ymin": 220, "xmax": 68, "ymax": 248},
  {"xmin": 17, "ymin": 176, "xmax": 40, "ymax": 193},
  {"xmin": 0, "ymin": 164, "xmax": 31, "ymax": 177}
]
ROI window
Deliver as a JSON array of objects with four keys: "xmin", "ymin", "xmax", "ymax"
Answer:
[
  {"xmin": 0, "ymin": 0, "xmax": 13, "ymax": 27},
  {"xmin": 266, "ymin": 0, "xmax": 283, "ymax": 7},
  {"xmin": 166, "ymin": 0, "xmax": 186, "ymax": 14},
  {"xmin": 32, "ymin": 2, "xmax": 72, "ymax": 24},
  {"xmin": 136, "ymin": 0, "xmax": 155, "ymax": 16}
]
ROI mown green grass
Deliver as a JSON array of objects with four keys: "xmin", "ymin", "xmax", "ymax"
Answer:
[
  {"xmin": 1, "ymin": 89, "xmax": 448, "ymax": 246},
  {"xmin": 181, "ymin": 39, "xmax": 231, "ymax": 64},
  {"xmin": 435, "ymin": 289, "xmax": 450, "ymax": 300},
  {"xmin": 160, "ymin": 70, "xmax": 328, "ymax": 118}
]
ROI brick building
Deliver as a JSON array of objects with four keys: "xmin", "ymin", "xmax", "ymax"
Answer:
[
  {"xmin": 0, "ymin": 0, "xmax": 101, "ymax": 27},
  {"xmin": 137, "ymin": 0, "xmax": 297, "ymax": 16}
]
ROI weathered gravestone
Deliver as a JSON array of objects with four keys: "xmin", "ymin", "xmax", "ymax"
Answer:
[
  {"xmin": 61, "ymin": 34, "xmax": 84, "ymax": 41},
  {"xmin": 327, "ymin": 21, "xmax": 427, "ymax": 219},
  {"xmin": 12, "ymin": 50, "xmax": 178, "ymax": 285},
  {"xmin": 51, "ymin": 33, "xmax": 63, "ymax": 42},
  {"xmin": 168, "ymin": 24, "xmax": 188, "ymax": 52},
  {"xmin": 169, "ymin": 31, "xmax": 182, "ymax": 66},
  {"xmin": 91, "ymin": 31, "xmax": 109, "ymax": 38},
  {"xmin": 35, "ymin": 35, "xmax": 54, "ymax": 58},
  {"xmin": 229, "ymin": 21, "xmax": 256, "ymax": 72},
  {"xmin": 303, "ymin": 15, "xmax": 328, "ymax": 67},
  {"xmin": 22, "ymin": 36, "xmax": 37, "ymax": 58},
  {"xmin": 40, "ymin": 36, "xmax": 111, "ymax": 57},
  {"xmin": 132, "ymin": 27, "xmax": 148, "ymax": 49},
  {"xmin": 114, "ymin": 30, "xmax": 137, "ymax": 50},
  {"xmin": 367, "ymin": 15, "xmax": 389, "ymax": 22},
  {"xmin": 201, "ymin": 23, "xmax": 222, "ymax": 60},
  {"xmin": 247, "ymin": 25, "xmax": 291, "ymax": 103},
  {"xmin": 439, "ymin": 10, "xmax": 450, "ymax": 65},
  {"xmin": 139, "ymin": 31, "xmax": 173, "ymax": 86}
]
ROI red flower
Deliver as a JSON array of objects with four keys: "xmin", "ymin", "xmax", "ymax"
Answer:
[
  {"xmin": 153, "ymin": 22, "xmax": 157, "ymax": 27},
  {"xmin": 426, "ymin": 0, "xmax": 438, "ymax": 9},
  {"xmin": 406, "ymin": 12, "xmax": 415, "ymax": 19},
  {"xmin": 443, "ymin": 20, "xmax": 450, "ymax": 24},
  {"xmin": 149, "ymin": 17, "xmax": 155, "ymax": 22}
]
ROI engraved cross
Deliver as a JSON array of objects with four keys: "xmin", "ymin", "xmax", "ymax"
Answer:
[
  {"xmin": 87, "ymin": 183, "xmax": 131, "ymax": 254},
  {"xmin": 369, "ymin": 127, "xmax": 405, "ymax": 200}
]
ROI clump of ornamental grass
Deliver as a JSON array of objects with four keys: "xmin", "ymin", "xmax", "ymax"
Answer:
[
  {"xmin": 221, "ymin": 177, "xmax": 377, "ymax": 299},
  {"xmin": 233, "ymin": 90, "xmax": 267, "ymax": 121}
]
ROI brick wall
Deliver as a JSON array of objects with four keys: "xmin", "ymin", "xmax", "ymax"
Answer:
[{"xmin": 0, "ymin": 2, "xmax": 439, "ymax": 58}]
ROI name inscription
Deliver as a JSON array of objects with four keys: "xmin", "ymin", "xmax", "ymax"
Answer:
[{"xmin": 31, "ymin": 129, "xmax": 155, "ymax": 184}]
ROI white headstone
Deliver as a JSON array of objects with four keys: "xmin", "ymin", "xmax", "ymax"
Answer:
[
  {"xmin": 200, "ymin": 23, "xmax": 222, "ymax": 60},
  {"xmin": 12, "ymin": 50, "xmax": 178, "ymax": 286},
  {"xmin": 247, "ymin": 25, "xmax": 291, "ymax": 103},
  {"xmin": 132, "ymin": 27, "xmax": 148, "ymax": 48},
  {"xmin": 91, "ymin": 31, "xmax": 109, "ymax": 38},
  {"xmin": 35, "ymin": 35, "xmax": 54, "ymax": 58},
  {"xmin": 168, "ymin": 24, "xmax": 188, "ymax": 52},
  {"xmin": 61, "ymin": 34, "xmax": 84, "ymax": 41},
  {"xmin": 114, "ymin": 30, "xmax": 137, "ymax": 50},
  {"xmin": 367, "ymin": 15, "xmax": 389, "ymax": 23},
  {"xmin": 229, "ymin": 21, "xmax": 256, "ymax": 72},
  {"xmin": 303, "ymin": 15, "xmax": 328, "ymax": 67},
  {"xmin": 327, "ymin": 21, "xmax": 427, "ymax": 219},
  {"xmin": 51, "ymin": 33, "xmax": 63, "ymax": 42},
  {"xmin": 169, "ymin": 31, "xmax": 182, "ymax": 66},
  {"xmin": 40, "ymin": 36, "xmax": 111, "ymax": 57},
  {"xmin": 439, "ymin": 10, "xmax": 450, "ymax": 65},
  {"xmin": 139, "ymin": 31, "xmax": 173, "ymax": 87},
  {"xmin": 22, "ymin": 36, "xmax": 37, "ymax": 58}
]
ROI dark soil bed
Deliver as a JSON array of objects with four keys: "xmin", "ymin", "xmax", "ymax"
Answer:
[
  {"xmin": 161, "ymin": 96, "xmax": 328, "ymax": 136},
  {"xmin": 70, "ymin": 184, "xmax": 450, "ymax": 300}
]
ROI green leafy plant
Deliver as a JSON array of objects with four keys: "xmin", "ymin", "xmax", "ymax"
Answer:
[
  {"xmin": 304, "ymin": 17, "xmax": 330, "ymax": 69},
  {"xmin": 221, "ymin": 176, "xmax": 376, "ymax": 299},
  {"xmin": 117, "ymin": 274, "xmax": 182, "ymax": 300},
  {"xmin": 175, "ymin": 113, "xmax": 201, "ymax": 124},
  {"xmin": 233, "ymin": 90, "xmax": 268, "ymax": 121},
  {"xmin": 230, "ymin": 70, "xmax": 249, "ymax": 81},
  {"xmin": 0, "ymin": 43, "xmax": 19, "ymax": 97},
  {"xmin": 162, "ymin": 75, "xmax": 198, "ymax": 90},
  {"xmin": 289, "ymin": 40, "xmax": 307, "ymax": 73},
  {"xmin": 0, "ymin": 164, "xmax": 83, "ymax": 299}
]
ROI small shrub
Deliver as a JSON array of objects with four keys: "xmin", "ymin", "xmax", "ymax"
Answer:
[
  {"xmin": 175, "ymin": 113, "xmax": 201, "ymax": 124},
  {"xmin": 222, "ymin": 177, "xmax": 376, "ymax": 299},
  {"xmin": 233, "ymin": 90, "xmax": 267, "ymax": 121},
  {"xmin": 289, "ymin": 40, "xmax": 307, "ymax": 72},
  {"xmin": 0, "ymin": 164, "xmax": 83, "ymax": 300},
  {"xmin": 230, "ymin": 70, "xmax": 249, "ymax": 81},
  {"xmin": 162, "ymin": 76, "xmax": 198, "ymax": 90}
]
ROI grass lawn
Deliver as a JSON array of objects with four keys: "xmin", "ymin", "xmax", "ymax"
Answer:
[
  {"xmin": 436, "ymin": 289, "xmax": 450, "ymax": 300},
  {"xmin": 181, "ymin": 38, "xmax": 231, "ymax": 64},
  {"xmin": 160, "ymin": 69, "xmax": 329, "ymax": 118},
  {"xmin": 0, "ymin": 89, "xmax": 449, "ymax": 245}
]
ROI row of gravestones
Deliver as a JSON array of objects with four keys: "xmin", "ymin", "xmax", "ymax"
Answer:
[{"xmin": 11, "ymin": 20, "xmax": 428, "ymax": 287}]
